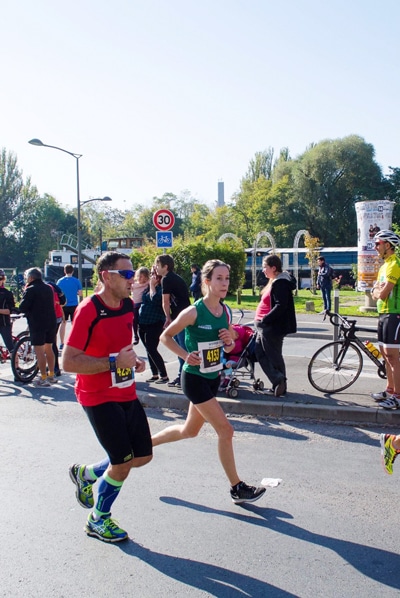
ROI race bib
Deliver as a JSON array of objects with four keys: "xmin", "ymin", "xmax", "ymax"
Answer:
[
  {"xmin": 109, "ymin": 353, "xmax": 135, "ymax": 388},
  {"xmin": 198, "ymin": 340, "xmax": 224, "ymax": 374}
]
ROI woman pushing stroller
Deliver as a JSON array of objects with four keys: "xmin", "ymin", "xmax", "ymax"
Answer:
[{"xmin": 254, "ymin": 254, "xmax": 297, "ymax": 397}]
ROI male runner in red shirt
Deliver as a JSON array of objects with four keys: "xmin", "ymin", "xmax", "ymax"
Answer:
[{"xmin": 63, "ymin": 251, "xmax": 152, "ymax": 543}]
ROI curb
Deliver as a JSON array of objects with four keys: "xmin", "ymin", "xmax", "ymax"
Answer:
[{"xmin": 139, "ymin": 390, "xmax": 400, "ymax": 425}]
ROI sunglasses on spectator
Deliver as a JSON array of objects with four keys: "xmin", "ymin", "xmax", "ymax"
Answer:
[{"xmin": 106, "ymin": 270, "xmax": 135, "ymax": 280}]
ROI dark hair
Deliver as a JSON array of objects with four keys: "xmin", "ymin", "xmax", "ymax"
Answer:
[
  {"xmin": 156, "ymin": 254, "xmax": 174, "ymax": 272},
  {"xmin": 263, "ymin": 255, "xmax": 282, "ymax": 272},
  {"xmin": 317, "ymin": 256, "xmax": 325, "ymax": 262},
  {"xmin": 96, "ymin": 251, "xmax": 131, "ymax": 281},
  {"xmin": 25, "ymin": 267, "xmax": 43, "ymax": 281},
  {"xmin": 191, "ymin": 264, "xmax": 200, "ymax": 270},
  {"xmin": 64, "ymin": 264, "xmax": 74, "ymax": 274}
]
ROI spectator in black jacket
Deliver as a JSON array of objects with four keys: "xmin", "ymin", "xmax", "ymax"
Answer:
[
  {"xmin": 0, "ymin": 269, "xmax": 16, "ymax": 353},
  {"xmin": 254, "ymin": 255, "xmax": 297, "ymax": 397},
  {"xmin": 19, "ymin": 268, "xmax": 57, "ymax": 387}
]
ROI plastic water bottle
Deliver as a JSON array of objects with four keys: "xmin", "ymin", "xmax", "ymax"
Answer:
[{"xmin": 364, "ymin": 340, "xmax": 382, "ymax": 359}]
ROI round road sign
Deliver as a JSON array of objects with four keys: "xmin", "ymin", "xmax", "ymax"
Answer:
[{"xmin": 153, "ymin": 209, "xmax": 175, "ymax": 231}]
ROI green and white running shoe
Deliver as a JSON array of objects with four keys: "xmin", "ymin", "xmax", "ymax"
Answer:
[
  {"xmin": 85, "ymin": 514, "xmax": 128, "ymax": 543},
  {"xmin": 69, "ymin": 464, "xmax": 95, "ymax": 509}
]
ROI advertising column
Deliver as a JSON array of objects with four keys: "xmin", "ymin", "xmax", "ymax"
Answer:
[{"xmin": 355, "ymin": 200, "xmax": 394, "ymax": 300}]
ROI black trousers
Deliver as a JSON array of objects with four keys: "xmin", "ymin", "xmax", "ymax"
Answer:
[
  {"xmin": 254, "ymin": 322, "xmax": 286, "ymax": 388},
  {"xmin": 139, "ymin": 321, "xmax": 168, "ymax": 378}
]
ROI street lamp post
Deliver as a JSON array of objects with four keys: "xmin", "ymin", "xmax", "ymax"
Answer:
[
  {"xmin": 28, "ymin": 139, "xmax": 112, "ymax": 285},
  {"xmin": 28, "ymin": 138, "xmax": 84, "ymax": 283}
]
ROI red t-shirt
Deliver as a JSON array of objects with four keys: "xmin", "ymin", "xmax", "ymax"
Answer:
[
  {"xmin": 255, "ymin": 287, "xmax": 272, "ymax": 321},
  {"xmin": 66, "ymin": 295, "xmax": 137, "ymax": 407}
]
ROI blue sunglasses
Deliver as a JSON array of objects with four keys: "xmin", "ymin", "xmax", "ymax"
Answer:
[{"xmin": 107, "ymin": 269, "xmax": 135, "ymax": 280}]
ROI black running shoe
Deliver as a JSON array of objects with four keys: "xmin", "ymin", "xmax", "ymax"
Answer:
[
  {"xmin": 167, "ymin": 377, "xmax": 181, "ymax": 388},
  {"xmin": 230, "ymin": 481, "xmax": 266, "ymax": 504}
]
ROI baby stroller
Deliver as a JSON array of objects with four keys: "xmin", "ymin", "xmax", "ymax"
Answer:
[{"xmin": 219, "ymin": 323, "xmax": 264, "ymax": 398}]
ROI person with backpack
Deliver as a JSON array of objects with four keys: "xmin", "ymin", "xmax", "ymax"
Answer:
[
  {"xmin": 62, "ymin": 251, "xmax": 152, "ymax": 543},
  {"xmin": 316, "ymin": 256, "xmax": 335, "ymax": 312}
]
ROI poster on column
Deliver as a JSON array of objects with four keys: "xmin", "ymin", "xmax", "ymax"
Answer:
[{"xmin": 355, "ymin": 200, "xmax": 395, "ymax": 291}]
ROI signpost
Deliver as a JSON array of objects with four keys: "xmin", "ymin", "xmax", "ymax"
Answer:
[
  {"xmin": 153, "ymin": 209, "xmax": 175, "ymax": 250},
  {"xmin": 153, "ymin": 209, "xmax": 175, "ymax": 232},
  {"xmin": 156, "ymin": 231, "xmax": 173, "ymax": 249}
]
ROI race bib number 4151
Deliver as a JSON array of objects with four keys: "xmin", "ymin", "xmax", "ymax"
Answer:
[{"xmin": 197, "ymin": 340, "xmax": 223, "ymax": 374}]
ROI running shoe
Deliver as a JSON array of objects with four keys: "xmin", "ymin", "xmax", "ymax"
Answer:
[
  {"xmin": 378, "ymin": 396, "xmax": 400, "ymax": 410},
  {"xmin": 69, "ymin": 464, "xmax": 95, "ymax": 509},
  {"xmin": 167, "ymin": 377, "xmax": 181, "ymax": 388},
  {"xmin": 33, "ymin": 378, "xmax": 51, "ymax": 387},
  {"xmin": 230, "ymin": 481, "xmax": 266, "ymax": 504},
  {"xmin": 155, "ymin": 377, "xmax": 169, "ymax": 384},
  {"xmin": 85, "ymin": 513, "xmax": 128, "ymax": 543},
  {"xmin": 371, "ymin": 390, "xmax": 393, "ymax": 402},
  {"xmin": 47, "ymin": 376, "xmax": 59, "ymax": 385},
  {"xmin": 380, "ymin": 434, "xmax": 400, "ymax": 475}
]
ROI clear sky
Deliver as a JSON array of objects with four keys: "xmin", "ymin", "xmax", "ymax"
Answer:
[{"xmin": 2, "ymin": 0, "xmax": 399, "ymax": 212}]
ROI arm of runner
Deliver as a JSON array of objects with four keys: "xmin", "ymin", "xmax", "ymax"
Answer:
[
  {"xmin": 160, "ymin": 305, "xmax": 201, "ymax": 366},
  {"xmin": 218, "ymin": 324, "xmax": 235, "ymax": 353},
  {"xmin": 62, "ymin": 343, "xmax": 139, "ymax": 374}
]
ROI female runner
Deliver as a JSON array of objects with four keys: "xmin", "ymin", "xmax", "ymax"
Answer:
[{"xmin": 152, "ymin": 259, "xmax": 266, "ymax": 504}]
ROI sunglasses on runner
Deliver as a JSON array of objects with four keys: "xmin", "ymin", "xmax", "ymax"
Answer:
[{"xmin": 106, "ymin": 269, "xmax": 135, "ymax": 280}]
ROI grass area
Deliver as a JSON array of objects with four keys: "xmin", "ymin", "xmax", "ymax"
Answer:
[
  {"xmin": 225, "ymin": 288, "xmax": 378, "ymax": 318},
  {"xmin": 81, "ymin": 286, "xmax": 377, "ymax": 319}
]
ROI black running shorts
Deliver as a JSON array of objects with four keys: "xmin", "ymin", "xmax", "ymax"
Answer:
[
  {"xmin": 83, "ymin": 400, "xmax": 152, "ymax": 464},
  {"xmin": 181, "ymin": 370, "xmax": 220, "ymax": 405}
]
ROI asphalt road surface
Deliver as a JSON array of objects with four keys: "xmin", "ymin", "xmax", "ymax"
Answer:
[{"xmin": 1, "ymin": 385, "xmax": 399, "ymax": 597}]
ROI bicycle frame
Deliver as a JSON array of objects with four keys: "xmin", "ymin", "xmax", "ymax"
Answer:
[{"xmin": 328, "ymin": 311, "xmax": 385, "ymax": 376}]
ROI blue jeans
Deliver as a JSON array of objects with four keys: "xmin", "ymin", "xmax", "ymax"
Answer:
[
  {"xmin": 320, "ymin": 285, "xmax": 332, "ymax": 311},
  {"xmin": 174, "ymin": 329, "xmax": 187, "ymax": 376}
]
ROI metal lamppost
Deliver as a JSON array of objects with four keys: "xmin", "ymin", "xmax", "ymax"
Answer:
[
  {"xmin": 28, "ymin": 139, "xmax": 112, "ymax": 284},
  {"xmin": 28, "ymin": 138, "xmax": 84, "ymax": 283}
]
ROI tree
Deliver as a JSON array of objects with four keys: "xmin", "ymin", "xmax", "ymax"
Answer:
[
  {"xmin": 291, "ymin": 135, "xmax": 384, "ymax": 246},
  {"xmin": 244, "ymin": 148, "xmax": 275, "ymax": 182}
]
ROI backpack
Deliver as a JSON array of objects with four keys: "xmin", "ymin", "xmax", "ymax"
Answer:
[{"xmin": 83, "ymin": 294, "xmax": 134, "ymax": 351}]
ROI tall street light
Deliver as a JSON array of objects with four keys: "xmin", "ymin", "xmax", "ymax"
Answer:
[
  {"xmin": 28, "ymin": 140, "xmax": 112, "ymax": 285},
  {"xmin": 28, "ymin": 138, "xmax": 84, "ymax": 283}
]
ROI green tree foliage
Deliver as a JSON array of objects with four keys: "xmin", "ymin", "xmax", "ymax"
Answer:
[
  {"xmin": 290, "ymin": 135, "xmax": 384, "ymax": 245},
  {"xmin": 130, "ymin": 238, "xmax": 246, "ymax": 292}
]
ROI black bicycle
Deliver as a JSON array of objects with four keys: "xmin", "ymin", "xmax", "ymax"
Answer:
[
  {"xmin": 11, "ymin": 334, "xmax": 38, "ymax": 383},
  {"xmin": 307, "ymin": 311, "xmax": 386, "ymax": 393}
]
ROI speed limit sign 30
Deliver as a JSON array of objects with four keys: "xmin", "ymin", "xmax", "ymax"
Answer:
[{"xmin": 153, "ymin": 209, "xmax": 175, "ymax": 231}]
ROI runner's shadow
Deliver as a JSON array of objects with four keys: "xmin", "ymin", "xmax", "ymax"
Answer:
[
  {"xmin": 117, "ymin": 538, "xmax": 297, "ymax": 597},
  {"xmin": 160, "ymin": 497, "xmax": 400, "ymax": 591}
]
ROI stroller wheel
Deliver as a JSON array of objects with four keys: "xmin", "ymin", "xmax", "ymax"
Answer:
[
  {"xmin": 228, "ymin": 387, "xmax": 239, "ymax": 398},
  {"xmin": 253, "ymin": 378, "xmax": 264, "ymax": 391},
  {"xmin": 232, "ymin": 378, "xmax": 240, "ymax": 388}
]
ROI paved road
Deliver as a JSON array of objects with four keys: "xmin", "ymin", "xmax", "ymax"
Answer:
[{"xmin": 1, "ymin": 391, "xmax": 399, "ymax": 597}]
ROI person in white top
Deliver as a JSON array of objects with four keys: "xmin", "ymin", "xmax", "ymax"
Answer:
[{"xmin": 131, "ymin": 267, "xmax": 150, "ymax": 344}]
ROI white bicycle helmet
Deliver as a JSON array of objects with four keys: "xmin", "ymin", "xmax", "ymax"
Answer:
[{"xmin": 373, "ymin": 229, "xmax": 400, "ymax": 247}]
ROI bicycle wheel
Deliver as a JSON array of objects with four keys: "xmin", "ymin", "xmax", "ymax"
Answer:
[
  {"xmin": 308, "ymin": 341, "xmax": 363, "ymax": 393},
  {"xmin": 11, "ymin": 335, "xmax": 38, "ymax": 383}
]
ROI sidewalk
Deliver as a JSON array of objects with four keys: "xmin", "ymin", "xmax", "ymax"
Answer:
[
  {"xmin": 3, "ymin": 311, "xmax": 399, "ymax": 426},
  {"xmin": 135, "ymin": 310, "xmax": 400, "ymax": 426}
]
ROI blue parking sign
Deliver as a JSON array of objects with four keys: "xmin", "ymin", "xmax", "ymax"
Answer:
[{"xmin": 156, "ymin": 231, "xmax": 173, "ymax": 248}]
